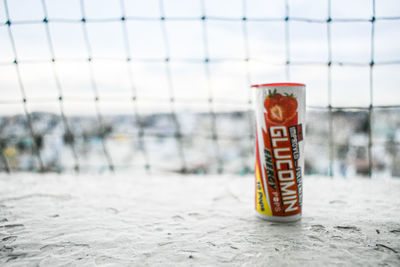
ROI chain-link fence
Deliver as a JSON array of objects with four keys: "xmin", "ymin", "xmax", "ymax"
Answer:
[{"xmin": 1, "ymin": 0, "xmax": 400, "ymax": 176}]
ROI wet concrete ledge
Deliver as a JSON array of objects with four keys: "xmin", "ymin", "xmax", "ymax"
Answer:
[{"xmin": 0, "ymin": 174, "xmax": 400, "ymax": 266}]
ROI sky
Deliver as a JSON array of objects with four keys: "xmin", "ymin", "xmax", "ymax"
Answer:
[{"xmin": 0, "ymin": 0, "xmax": 399, "ymax": 115}]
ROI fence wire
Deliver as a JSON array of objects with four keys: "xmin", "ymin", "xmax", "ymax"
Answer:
[
  {"xmin": 40, "ymin": 0, "xmax": 80, "ymax": 172},
  {"xmin": 1, "ymin": 0, "xmax": 400, "ymax": 176},
  {"xmin": 118, "ymin": 0, "xmax": 150, "ymax": 172}
]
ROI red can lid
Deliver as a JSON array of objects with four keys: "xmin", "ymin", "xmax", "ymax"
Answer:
[{"xmin": 251, "ymin": 82, "xmax": 305, "ymax": 88}]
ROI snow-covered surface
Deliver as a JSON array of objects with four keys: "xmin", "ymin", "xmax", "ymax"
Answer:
[{"xmin": 0, "ymin": 174, "xmax": 400, "ymax": 266}]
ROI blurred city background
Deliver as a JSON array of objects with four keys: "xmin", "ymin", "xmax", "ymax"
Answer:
[{"xmin": 0, "ymin": 0, "xmax": 399, "ymax": 177}]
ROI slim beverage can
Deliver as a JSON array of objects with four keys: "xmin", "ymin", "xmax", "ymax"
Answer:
[{"xmin": 252, "ymin": 83, "xmax": 306, "ymax": 222}]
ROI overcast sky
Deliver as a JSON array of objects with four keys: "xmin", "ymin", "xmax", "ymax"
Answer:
[{"xmin": 0, "ymin": 0, "xmax": 399, "ymax": 115}]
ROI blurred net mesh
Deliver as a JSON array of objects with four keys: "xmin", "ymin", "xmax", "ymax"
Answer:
[{"xmin": 0, "ymin": 0, "xmax": 400, "ymax": 176}]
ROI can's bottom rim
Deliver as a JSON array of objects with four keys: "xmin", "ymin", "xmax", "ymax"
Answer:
[{"xmin": 255, "ymin": 211, "xmax": 302, "ymax": 223}]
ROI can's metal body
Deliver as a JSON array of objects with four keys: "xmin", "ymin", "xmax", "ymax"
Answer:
[{"xmin": 252, "ymin": 83, "xmax": 306, "ymax": 222}]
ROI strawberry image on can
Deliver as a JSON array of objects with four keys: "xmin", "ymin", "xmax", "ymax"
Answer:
[{"xmin": 252, "ymin": 83, "xmax": 305, "ymax": 222}]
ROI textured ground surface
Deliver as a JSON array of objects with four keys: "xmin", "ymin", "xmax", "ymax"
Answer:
[{"xmin": 0, "ymin": 174, "xmax": 400, "ymax": 266}]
